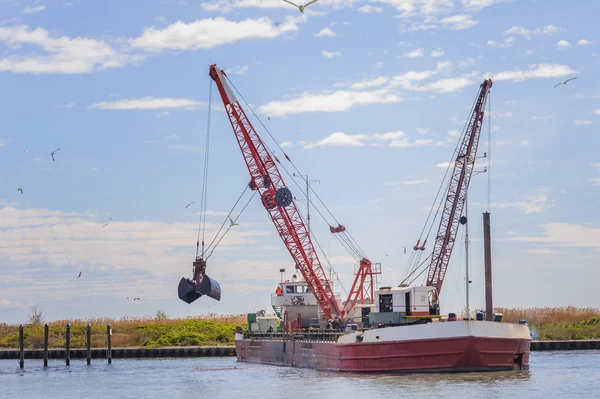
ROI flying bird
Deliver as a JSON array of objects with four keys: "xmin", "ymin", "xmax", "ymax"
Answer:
[
  {"xmin": 185, "ymin": 201, "xmax": 195, "ymax": 209},
  {"xmin": 0, "ymin": 60, "xmax": 8, "ymax": 68},
  {"xmin": 17, "ymin": 188, "xmax": 23, "ymax": 194},
  {"xmin": 404, "ymin": 247, "xmax": 407, "ymax": 254},
  {"xmin": 282, "ymin": 0, "xmax": 319, "ymax": 13},
  {"xmin": 51, "ymin": 148, "xmax": 60, "ymax": 161},
  {"xmin": 127, "ymin": 297, "xmax": 141, "ymax": 302},
  {"xmin": 77, "ymin": 272, "xmax": 82, "ymax": 279},
  {"xmin": 268, "ymin": 117, "xmax": 271, "ymax": 120},
  {"xmin": 102, "ymin": 222, "xmax": 110, "ymax": 228},
  {"xmin": 22, "ymin": 149, "xmax": 27, "ymax": 153},
  {"xmin": 553, "ymin": 77, "xmax": 577, "ymax": 88},
  {"xmin": 228, "ymin": 216, "xmax": 239, "ymax": 227}
]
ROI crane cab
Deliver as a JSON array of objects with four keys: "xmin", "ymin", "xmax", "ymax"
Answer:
[{"xmin": 369, "ymin": 285, "xmax": 437, "ymax": 326}]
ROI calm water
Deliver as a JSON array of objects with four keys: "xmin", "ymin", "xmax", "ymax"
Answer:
[{"xmin": 1, "ymin": 351, "xmax": 599, "ymax": 398}]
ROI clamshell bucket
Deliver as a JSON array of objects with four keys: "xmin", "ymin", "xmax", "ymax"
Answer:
[{"xmin": 178, "ymin": 258, "xmax": 222, "ymax": 304}]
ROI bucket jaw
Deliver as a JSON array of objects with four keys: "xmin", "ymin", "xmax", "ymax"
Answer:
[{"xmin": 178, "ymin": 257, "xmax": 221, "ymax": 304}]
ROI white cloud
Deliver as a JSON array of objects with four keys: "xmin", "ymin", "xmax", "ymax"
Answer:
[
  {"xmin": 280, "ymin": 141, "xmax": 295, "ymax": 148},
  {"xmin": 294, "ymin": 130, "xmax": 439, "ymax": 150},
  {"xmin": 404, "ymin": 48, "xmax": 424, "ymax": 58},
  {"xmin": 436, "ymin": 161, "xmax": 452, "ymax": 168},
  {"xmin": 431, "ymin": 48, "xmax": 444, "ymax": 57},
  {"xmin": 225, "ymin": 65, "xmax": 248, "ymax": 74},
  {"xmin": 557, "ymin": 40, "xmax": 572, "ymax": 49},
  {"xmin": 594, "ymin": 109, "xmax": 600, "ymax": 116},
  {"xmin": 131, "ymin": 17, "xmax": 300, "ymax": 52},
  {"xmin": 493, "ymin": 188, "xmax": 550, "ymax": 214},
  {"xmin": 441, "ymin": 14, "xmax": 478, "ymax": 30},
  {"xmin": 357, "ymin": 5, "xmax": 383, "ymax": 13},
  {"xmin": 520, "ymin": 140, "xmax": 530, "ymax": 146},
  {"xmin": 532, "ymin": 115, "xmax": 553, "ymax": 121},
  {"xmin": 503, "ymin": 24, "xmax": 562, "ymax": 39},
  {"xmin": 487, "ymin": 40, "xmax": 496, "ymax": 47},
  {"xmin": 89, "ymin": 97, "xmax": 202, "ymax": 110},
  {"xmin": 490, "ymin": 64, "xmax": 576, "ymax": 82},
  {"xmin": 424, "ymin": 77, "xmax": 474, "ymax": 93},
  {"xmin": 304, "ymin": 132, "xmax": 368, "ymax": 149},
  {"xmin": 507, "ymin": 223, "xmax": 600, "ymax": 249},
  {"xmin": 386, "ymin": 179, "xmax": 430, "ymax": 186},
  {"xmin": 525, "ymin": 248, "xmax": 566, "ymax": 255},
  {"xmin": 350, "ymin": 76, "xmax": 388, "ymax": 89},
  {"xmin": 259, "ymin": 88, "xmax": 401, "ymax": 117},
  {"xmin": 156, "ymin": 111, "xmax": 170, "ymax": 118},
  {"xmin": 315, "ymin": 27, "xmax": 337, "ymax": 37},
  {"xmin": 24, "ymin": 5, "xmax": 46, "ymax": 14},
  {"xmin": 416, "ymin": 127, "xmax": 430, "ymax": 135},
  {"xmin": 375, "ymin": 61, "xmax": 384, "ymax": 68},
  {"xmin": 504, "ymin": 100, "xmax": 517, "ymax": 106},
  {"xmin": 591, "ymin": 163, "xmax": 600, "ymax": 169},
  {"xmin": 461, "ymin": 0, "xmax": 505, "ymax": 10},
  {"xmin": 577, "ymin": 39, "xmax": 593, "ymax": 46},
  {"xmin": 89, "ymin": 168, "xmax": 99, "ymax": 172},
  {"xmin": 322, "ymin": 50, "xmax": 341, "ymax": 58},
  {"xmin": 0, "ymin": 25, "xmax": 138, "ymax": 74},
  {"xmin": 495, "ymin": 111, "xmax": 513, "ymax": 118},
  {"xmin": 0, "ymin": 140, "xmax": 8, "ymax": 147},
  {"xmin": 448, "ymin": 129, "xmax": 461, "ymax": 138},
  {"xmin": 574, "ymin": 120, "xmax": 592, "ymax": 126}
]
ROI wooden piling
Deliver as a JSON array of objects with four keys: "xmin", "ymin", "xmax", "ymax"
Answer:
[
  {"xmin": 19, "ymin": 324, "xmax": 24, "ymax": 369},
  {"xmin": 86, "ymin": 324, "xmax": 91, "ymax": 365},
  {"xmin": 65, "ymin": 324, "xmax": 71, "ymax": 366},
  {"xmin": 43, "ymin": 323, "xmax": 49, "ymax": 367},
  {"xmin": 107, "ymin": 324, "xmax": 112, "ymax": 364}
]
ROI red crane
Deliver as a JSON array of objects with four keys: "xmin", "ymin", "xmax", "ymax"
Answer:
[
  {"xmin": 209, "ymin": 64, "xmax": 378, "ymax": 324},
  {"xmin": 209, "ymin": 64, "xmax": 347, "ymax": 321},
  {"xmin": 426, "ymin": 79, "xmax": 492, "ymax": 294}
]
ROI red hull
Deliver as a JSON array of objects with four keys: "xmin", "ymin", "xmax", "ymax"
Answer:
[{"xmin": 235, "ymin": 336, "xmax": 530, "ymax": 373}]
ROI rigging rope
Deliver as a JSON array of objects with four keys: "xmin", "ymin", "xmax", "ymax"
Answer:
[
  {"xmin": 205, "ymin": 190, "xmax": 258, "ymax": 260},
  {"xmin": 196, "ymin": 79, "xmax": 213, "ymax": 258},
  {"xmin": 401, "ymin": 86, "xmax": 482, "ymax": 284},
  {"xmin": 203, "ymin": 184, "xmax": 251, "ymax": 257},
  {"xmin": 224, "ymin": 75, "xmax": 367, "ymax": 261}
]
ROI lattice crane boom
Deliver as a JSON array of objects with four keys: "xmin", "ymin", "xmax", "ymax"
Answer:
[
  {"xmin": 209, "ymin": 64, "xmax": 344, "ymax": 320},
  {"xmin": 426, "ymin": 79, "xmax": 492, "ymax": 294}
]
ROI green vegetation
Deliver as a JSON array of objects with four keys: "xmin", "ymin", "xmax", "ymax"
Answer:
[{"xmin": 0, "ymin": 314, "xmax": 246, "ymax": 349}]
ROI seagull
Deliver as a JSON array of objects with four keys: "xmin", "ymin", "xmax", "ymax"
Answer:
[
  {"xmin": 77, "ymin": 272, "xmax": 82, "ymax": 279},
  {"xmin": 17, "ymin": 188, "xmax": 23, "ymax": 194},
  {"xmin": 404, "ymin": 247, "xmax": 407, "ymax": 254},
  {"xmin": 51, "ymin": 148, "xmax": 60, "ymax": 161},
  {"xmin": 185, "ymin": 201, "xmax": 195, "ymax": 209},
  {"xmin": 282, "ymin": 0, "xmax": 319, "ymax": 13},
  {"xmin": 228, "ymin": 216, "xmax": 239, "ymax": 227},
  {"xmin": 102, "ymin": 222, "xmax": 110, "ymax": 228},
  {"xmin": 127, "ymin": 297, "xmax": 141, "ymax": 302},
  {"xmin": 553, "ymin": 77, "xmax": 577, "ymax": 88},
  {"xmin": 22, "ymin": 149, "xmax": 27, "ymax": 153},
  {"xmin": 268, "ymin": 117, "xmax": 271, "ymax": 120}
]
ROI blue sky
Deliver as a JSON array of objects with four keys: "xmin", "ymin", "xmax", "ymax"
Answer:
[{"xmin": 1, "ymin": 0, "xmax": 599, "ymax": 324}]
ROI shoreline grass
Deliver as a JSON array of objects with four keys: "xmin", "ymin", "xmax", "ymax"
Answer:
[{"xmin": 2, "ymin": 308, "xmax": 599, "ymax": 349}]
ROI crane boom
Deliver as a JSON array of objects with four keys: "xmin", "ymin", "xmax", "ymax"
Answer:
[
  {"xmin": 426, "ymin": 79, "xmax": 492, "ymax": 293},
  {"xmin": 209, "ymin": 64, "xmax": 343, "ymax": 320}
]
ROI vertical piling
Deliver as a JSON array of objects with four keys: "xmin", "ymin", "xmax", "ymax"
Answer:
[
  {"xmin": 43, "ymin": 323, "xmax": 49, "ymax": 367},
  {"xmin": 107, "ymin": 324, "xmax": 112, "ymax": 364},
  {"xmin": 86, "ymin": 323, "xmax": 91, "ymax": 365},
  {"xmin": 19, "ymin": 324, "xmax": 24, "ymax": 369},
  {"xmin": 483, "ymin": 212, "xmax": 493, "ymax": 321},
  {"xmin": 65, "ymin": 324, "xmax": 71, "ymax": 366}
]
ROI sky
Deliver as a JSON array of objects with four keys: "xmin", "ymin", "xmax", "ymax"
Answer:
[{"xmin": 0, "ymin": 0, "xmax": 599, "ymax": 324}]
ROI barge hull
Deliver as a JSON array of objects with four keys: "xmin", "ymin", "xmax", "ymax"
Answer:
[{"xmin": 235, "ymin": 321, "xmax": 531, "ymax": 373}]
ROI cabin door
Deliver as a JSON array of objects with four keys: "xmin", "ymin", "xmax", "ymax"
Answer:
[{"xmin": 405, "ymin": 292, "xmax": 412, "ymax": 316}]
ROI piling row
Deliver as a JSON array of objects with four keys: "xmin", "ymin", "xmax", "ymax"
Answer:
[{"xmin": 530, "ymin": 340, "xmax": 600, "ymax": 351}]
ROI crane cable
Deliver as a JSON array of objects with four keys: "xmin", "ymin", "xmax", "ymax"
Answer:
[
  {"xmin": 224, "ymin": 75, "xmax": 367, "ymax": 262},
  {"xmin": 401, "ymin": 86, "xmax": 481, "ymax": 284},
  {"xmin": 196, "ymin": 79, "xmax": 213, "ymax": 258}
]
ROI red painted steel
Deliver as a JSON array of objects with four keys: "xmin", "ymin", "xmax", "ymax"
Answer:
[
  {"xmin": 209, "ymin": 64, "xmax": 342, "ymax": 320},
  {"xmin": 235, "ymin": 335, "xmax": 530, "ymax": 372},
  {"xmin": 426, "ymin": 79, "xmax": 493, "ymax": 294}
]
